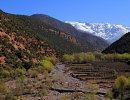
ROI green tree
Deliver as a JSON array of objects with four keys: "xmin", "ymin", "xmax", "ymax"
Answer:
[{"xmin": 63, "ymin": 54, "xmax": 74, "ymax": 63}]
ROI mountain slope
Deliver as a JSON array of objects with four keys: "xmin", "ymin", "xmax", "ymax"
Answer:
[
  {"xmin": 103, "ymin": 32, "xmax": 130, "ymax": 53},
  {"xmin": 0, "ymin": 10, "xmax": 95, "ymax": 68},
  {"xmin": 66, "ymin": 21, "xmax": 130, "ymax": 43},
  {"xmin": 31, "ymin": 14, "xmax": 109, "ymax": 50}
]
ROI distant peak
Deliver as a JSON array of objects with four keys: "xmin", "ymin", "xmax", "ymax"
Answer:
[{"xmin": 66, "ymin": 21, "xmax": 130, "ymax": 43}]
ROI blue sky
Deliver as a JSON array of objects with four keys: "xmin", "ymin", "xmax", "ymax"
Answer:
[{"xmin": 0, "ymin": 0, "xmax": 130, "ymax": 26}]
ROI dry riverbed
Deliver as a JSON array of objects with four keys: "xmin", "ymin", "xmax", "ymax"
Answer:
[
  {"xmin": 3, "ymin": 64, "xmax": 107, "ymax": 100},
  {"xmin": 42, "ymin": 64, "xmax": 107, "ymax": 100}
]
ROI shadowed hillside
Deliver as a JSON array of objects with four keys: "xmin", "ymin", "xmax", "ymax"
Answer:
[
  {"xmin": 31, "ymin": 14, "xmax": 109, "ymax": 50},
  {"xmin": 103, "ymin": 32, "xmax": 130, "ymax": 53}
]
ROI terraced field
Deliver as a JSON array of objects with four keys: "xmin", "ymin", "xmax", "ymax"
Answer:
[{"xmin": 68, "ymin": 61, "xmax": 130, "ymax": 88}]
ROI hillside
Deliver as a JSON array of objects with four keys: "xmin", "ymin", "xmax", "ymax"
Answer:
[
  {"xmin": 31, "ymin": 14, "xmax": 109, "ymax": 50},
  {"xmin": 0, "ymin": 10, "xmax": 95, "ymax": 68},
  {"xmin": 66, "ymin": 21, "xmax": 130, "ymax": 43},
  {"xmin": 103, "ymin": 32, "xmax": 130, "ymax": 53}
]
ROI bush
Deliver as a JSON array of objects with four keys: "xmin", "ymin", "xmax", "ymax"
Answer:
[
  {"xmin": 85, "ymin": 83, "xmax": 97, "ymax": 100},
  {"xmin": 15, "ymin": 67, "xmax": 26, "ymax": 77},
  {"xmin": 63, "ymin": 52, "xmax": 130, "ymax": 63},
  {"xmin": 94, "ymin": 52, "xmax": 102, "ymax": 60},
  {"xmin": 83, "ymin": 52, "xmax": 95, "ymax": 62},
  {"xmin": 113, "ymin": 76, "xmax": 129, "ymax": 89},
  {"xmin": 43, "ymin": 55, "xmax": 59, "ymax": 65},
  {"xmin": 76, "ymin": 53, "xmax": 84, "ymax": 63},
  {"xmin": 113, "ymin": 76, "xmax": 129, "ymax": 99},
  {"xmin": 63, "ymin": 52, "xmax": 95, "ymax": 64},
  {"xmin": 101, "ymin": 53, "xmax": 130, "ymax": 61},
  {"xmin": 41, "ymin": 60, "xmax": 53, "ymax": 72},
  {"xmin": 63, "ymin": 54, "xmax": 74, "ymax": 63},
  {"xmin": 106, "ymin": 90, "xmax": 113, "ymax": 100},
  {"xmin": 27, "ymin": 68, "xmax": 38, "ymax": 78}
]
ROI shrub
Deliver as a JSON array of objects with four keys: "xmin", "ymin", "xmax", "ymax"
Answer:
[
  {"xmin": 50, "ymin": 55, "xmax": 59, "ymax": 64},
  {"xmin": 35, "ymin": 66, "xmax": 45, "ymax": 74},
  {"xmin": 106, "ymin": 90, "xmax": 113, "ymax": 100},
  {"xmin": 27, "ymin": 68, "xmax": 38, "ymax": 78},
  {"xmin": 63, "ymin": 54, "xmax": 74, "ymax": 63},
  {"xmin": 41, "ymin": 60, "xmax": 53, "ymax": 72},
  {"xmin": 84, "ymin": 52, "xmax": 95, "ymax": 62},
  {"xmin": 85, "ymin": 83, "xmax": 97, "ymax": 100},
  {"xmin": 113, "ymin": 76, "xmax": 129, "ymax": 99},
  {"xmin": 113, "ymin": 76, "xmax": 129, "ymax": 89},
  {"xmin": 94, "ymin": 52, "xmax": 102, "ymax": 60},
  {"xmin": 77, "ymin": 53, "xmax": 84, "ymax": 63},
  {"xmin": 10, "ymin": 69, "xmax": 16, "ymax": 79},
  {"xmin": 15, "ymin": 67, "xmax": 26, "ymax": 77},
  {"xmin": 63, "ymin": 52, "xmax": 95, "ymax": 64},
  {"xmin": 43, "ymin": 55, "xmax": 59, "ymax": 65},
  {"xmin": 101, "ymin": 53, "xmax": 130, "ymax": 61},
  {"xmin": 62, "ymin": 53, "xmax": 130, "ymax": 63},
  {"xmin": 101, "ymin": 54, "xmax": 114, "ymax": 61}
]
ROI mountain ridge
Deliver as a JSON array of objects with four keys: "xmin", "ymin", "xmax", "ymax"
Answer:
[
  {"xmin": 31, "ymin": 14, "xmax": 109, "ymax": 50},
  {"xmin": 0, "ymin": 10, "xmax": 95, "ymax": 68},
  {"xmin": 66, "ymin": 21, "xmax": 130, "ymax": 43}
]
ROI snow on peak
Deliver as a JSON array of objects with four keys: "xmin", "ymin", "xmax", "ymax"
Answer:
[{"xmin": 65, "ymin": 21, "xmax": 130, "ymax": 43}]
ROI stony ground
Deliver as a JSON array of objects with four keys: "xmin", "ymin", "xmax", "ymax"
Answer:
[
  {"xmin": 42, "ymin": 64, "xmax": 87, "ymax": 100},
  {"xmin": 42, "ymin": 64, "xmax": 107, "ymax": 100},
  {"xmin": 4, "ymin": 64, "xmax": 107, "ymax": 100}
]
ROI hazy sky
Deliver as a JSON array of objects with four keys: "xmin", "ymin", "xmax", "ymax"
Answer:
[{"xmin": 0, "ymin": 0, "xmax": 130, "ymax": 26}]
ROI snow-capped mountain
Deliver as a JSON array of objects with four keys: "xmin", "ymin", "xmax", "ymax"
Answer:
[{"xmin": 65, "ymin": 21, "xmax": 130, "ymax": 43}]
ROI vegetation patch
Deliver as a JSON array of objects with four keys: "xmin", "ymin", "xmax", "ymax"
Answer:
[{"xmin": 63, "ymin": 52, "xmax": 130, "ymax": 64}]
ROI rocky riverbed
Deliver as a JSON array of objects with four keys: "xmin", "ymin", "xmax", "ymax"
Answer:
[
  {"xmin": 4, "ymin": 64, "xmax": 107, "ymax": 100},
  {"xmin": 42, "ymin": 64, "xmax": 107, "ymax": 100}
]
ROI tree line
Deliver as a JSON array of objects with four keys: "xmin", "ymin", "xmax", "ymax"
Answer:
[{"xmin": 63, "ymin": 52, "xmax": 130, "ymax": 63}]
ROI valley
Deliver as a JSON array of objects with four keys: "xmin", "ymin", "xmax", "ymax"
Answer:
[{"xmin": 0, "ymin": 9, "xmax": 130, "ymax": 100}]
